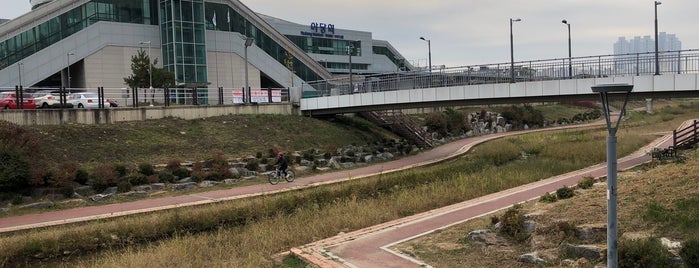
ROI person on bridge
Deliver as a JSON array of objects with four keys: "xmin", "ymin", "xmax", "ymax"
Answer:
[{"xmin": 275, "ymin": 152, "xmax": 289, "ymax": 178}]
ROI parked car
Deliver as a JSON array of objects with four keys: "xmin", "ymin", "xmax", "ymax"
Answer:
[
  {"xmin": 68, "ymin": 92, "xmax": 100, "ymax": 109},
  {"xmin": 32, "ymin": 90, "xmax": 74, "ymax": 108},
  {"xmin": 0, "ymin": 92, "xmax": 37, "ymax": 109}
]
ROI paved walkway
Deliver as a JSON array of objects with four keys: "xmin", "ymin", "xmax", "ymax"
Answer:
[
  {"xmin": 290, "ymin": 128, "xmax": 680, "ymax": 267},
  {"xmin": 0, "ymin": 121, "xmax": 609, "ymax": 233}
]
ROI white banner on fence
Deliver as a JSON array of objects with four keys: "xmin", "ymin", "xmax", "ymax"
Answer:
[{"xmin": 232, "ymin": 89, "xmax": 282, "ymax": 104}]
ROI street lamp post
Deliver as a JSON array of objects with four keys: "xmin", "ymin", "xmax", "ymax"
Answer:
[
  {"xmin": 139, "ymin": 41, "xmax": 153, "ymax": 105},
  {"xmin": 419, "ymin": 37, "xmax": 432, "ymax": 73},
  {"xmin": 348, "ymin": 42, "xmax": 354, "ymax": 94},
  {"xmin": 510, "ymin": 18, "xmax": 521, "ymax": 83},
  {"xmin": 243, "ymin": 36, "xmax": 254, "ymax": 103},
  {"xmin": 66, "ymin": 52, "xmax": 74, "ymax": 88},
  {"xmin": 654, "ymin": 1, "xmax": 661, "ymax": 75},
  {"xmin": 591, "ymin": 83, "xmax": 633, "ymax": 268},
  {"xmin": 562, "ymin": 19, "xmax": 572, "ymax": 78}
]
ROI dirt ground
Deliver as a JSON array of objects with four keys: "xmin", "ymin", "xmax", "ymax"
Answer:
[{"xmin": 392, "ymin": 150, "xmax": 699, "ymax": 267}]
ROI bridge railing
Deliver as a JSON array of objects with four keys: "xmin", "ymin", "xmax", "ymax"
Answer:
[{"xmin": 302, "ymin": 49, "xmax": 699, "ymax": 98}]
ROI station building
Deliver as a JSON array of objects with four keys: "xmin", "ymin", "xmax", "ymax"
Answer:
[{"xmin": 0, "ymin": 0, "xmax": 411, "ymax": 99}]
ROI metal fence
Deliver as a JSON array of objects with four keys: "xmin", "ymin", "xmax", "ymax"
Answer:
[
  {"xmin": 0, "ymin": 86, "xmax": 292, "ymax": 109},
  {"xmin": 301, "ymin": 49, "xmax": 699, "ymax": 97}
]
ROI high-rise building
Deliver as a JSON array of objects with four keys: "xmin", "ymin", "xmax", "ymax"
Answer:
[{"xmin": 613, "ymin": 32, "xmax": 682, "ymax": 74}]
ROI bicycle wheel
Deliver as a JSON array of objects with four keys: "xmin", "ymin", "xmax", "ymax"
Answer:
[
  {"xmin": 268, "ymin": 172, "xmax": 280, "ymax": 185},
  {"xmin": 284, "ymin": 170, "xmax": 295, "ymax": 182}
]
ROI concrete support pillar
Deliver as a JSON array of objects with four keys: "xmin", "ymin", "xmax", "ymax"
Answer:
[{"xmin": 646, "ymin": 98, "xmax": 653, "ymax": 114}]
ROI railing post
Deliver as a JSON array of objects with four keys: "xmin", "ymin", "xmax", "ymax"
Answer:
[
  {"xmin": 192, "ymin": 87, "xmax": 198, "ymax": 105},
  {"xmin": 598, "ymin": 56, "xmax": 602, "ymax": 77},
  {"xmin": 164, "ymin": 88, "xmax": 170, "ymax": 107},
  {"xmin": 268, "ymin": 88, "xmax": 273, "ymax": 103},
  {"xmin": 673, "ymin": 129, "xmax": 677, "ymax": 148},
  {"xmin": 15, "ymin": 85, "xmax": 22, "ymax": 109},
  {"xmin": 677, "ymin": 51, "xmax": 682, "ymax": 74},
  {"xmin": 97, "ymin": 87, "xmax": 103, "ymax": 109},
  {"xmin": 132, "ymin": 87, "xmax": 138, "ymax": 107},
  {"xmin": 694, "ymin": 120, "xmax": 698, "ymax": 144},
  {"xmin": 636, "ymin": 54, "xmax": 640, "ymax": 76}
]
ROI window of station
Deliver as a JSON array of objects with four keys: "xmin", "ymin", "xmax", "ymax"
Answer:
[{"xmin": 286, "ymin": 35, "xmax": 361, "ymax": 57}]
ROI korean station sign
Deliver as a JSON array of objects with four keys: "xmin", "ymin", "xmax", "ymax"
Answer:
[{"xmin": 300, "ymin": 22, "xmax": 344, "ymax": 39}]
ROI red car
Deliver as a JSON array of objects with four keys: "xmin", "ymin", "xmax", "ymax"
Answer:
[{"xmin": 0, "ymin": 92, "xmax": 37, "ymax": 109}]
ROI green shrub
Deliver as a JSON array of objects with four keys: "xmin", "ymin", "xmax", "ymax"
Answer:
[
  {"xmin": 204, "ymin": 151, "xmax": 231, "ymax": 180},
  {"xmin": 138, "ymin": 163, "xmax": 155, "ymax": 176},
  {"xmin": 114, "ymin": 164, "xmax": 128, "ymax": 178},
  {"xmin": 539, "ymin": 192, "xmax": 558, "ymax": 203},
  {"xmin": 499, "ymin": 204, "xmax": 529, "ymax": 242},
  {"xmin": 556, "ymin": 186, "xmax": 575, "ymax": 200},
  {"xmin": 425, "ymin": 112, "xmax": 449, "ymax": 136},
  {"xmin": 58, "ymin": 185, "xmax": 74, "ymax": 198},
  {"xmin": 172, "ymin": 167, "xmax": 190, "ymax": 179},
  {"xmin": 577, "ymin": 177, "xmax": 595, "ymax": 189},
  {"xmin": 618, "ymin": 237, "xmax": 670, "ymax": 268},
  {"xmin": 205, "ymin": 171, "xmax": 224, "ymax": 181},
  {"xmin": 680, "ymin": 239, "xmax": 699, "ymax": 268},
  {"xmin": 245, "ymin": 159, "xmax": 259, "ymax": 172},
  {"xmin": 303, "ymin": 149, "xmax": 315, "ymax": 161},
  {"xmin": 117, "ymin": 181, "xmax": 132, "ymax": 193},
  {"xmin": 127, "ymin": 173, "xmax": 149, "ymax": 186},
  {"xmin": 88, "ymin": 164, "xmax": 119, "ymax": 193},
  {"xmin": 158, "ymin": 171, "xmax": 176, "ymax": 183},
  {"xmin": 255, "ymin": 151, "xmax": 262, "ymax": 159},
  {"xmin": 75, "ymin": 169, "xmax": 89, "ymax": 185},
  {"xmin": 0, "ymin": 148, "xmax": 31, "ymax": 193},
  {"xmin": 50, "ymin": 162, "xmax": 78, "ymax": 188}
]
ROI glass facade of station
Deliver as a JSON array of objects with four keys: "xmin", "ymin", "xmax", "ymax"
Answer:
[
  {"xmin": 159, "ymin": 0, "xmax": 208, "ymax": 85},
  {"xmin": 0, "ymin": 0, "xmax": 325, "ymax": 87},
  {"xmin": 0, "ymin": 0, "xmax": 157, "ymax": 70}
]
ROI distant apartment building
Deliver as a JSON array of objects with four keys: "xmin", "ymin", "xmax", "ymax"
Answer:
[{"xmin": 613, "ymin": 32, "xmax": 682, "ymax": 74}]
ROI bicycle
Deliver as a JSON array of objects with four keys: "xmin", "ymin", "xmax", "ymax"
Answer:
[{"xmin": 268, "ymin": 167, "xmax": 295, "ymax": 185}]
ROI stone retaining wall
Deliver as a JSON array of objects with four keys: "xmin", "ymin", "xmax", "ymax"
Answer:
[{"xmin": 0, "ymin": 103, "xmax": 297, "ymax": 126}]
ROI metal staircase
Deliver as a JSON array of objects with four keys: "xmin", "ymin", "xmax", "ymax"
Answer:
[{"xmin": 360, "ymin": 110, "xmax": 434, "ymax": 148}]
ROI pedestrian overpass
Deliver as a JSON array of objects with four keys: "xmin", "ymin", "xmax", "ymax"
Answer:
[{"xmin": 299, "ymin": 50, "xmax": 699, "ymax": 116}]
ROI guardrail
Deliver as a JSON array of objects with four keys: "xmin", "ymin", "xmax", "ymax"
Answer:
[
  {"xmin": 302, "ymin": 49, "xmax": 699, "ymax": 97},
  {"xmin": 674, "ymin": 119, "xmax": 699, "ymax": 150},
  {"xmin": 0, "ymin": 86, "xmax": 292, "ymax": 109}
]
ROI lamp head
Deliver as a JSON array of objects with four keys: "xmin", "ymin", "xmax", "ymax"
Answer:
[
  {"xmin": 511, "ymin": 18, "xmax": 521, "ymax": 22},
  {"xmin": 244, "ymin": 37, "xmax": 254, "ymax": 47},
  {"xmin": 420, "ymin": 37, "xmax": 426, "ymax": 41},
  {"xmin": 655, "ymin": 1, "xmax": 661, "ymax": 5},
  {"xmin": 562, "ymin": 19, "xmax": 568, "ymax": 25}
]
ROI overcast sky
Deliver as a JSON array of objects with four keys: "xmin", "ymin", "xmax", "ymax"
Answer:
[{"xmin": 2, "ymin": 0, "xmax": 697, "ymax": 68}]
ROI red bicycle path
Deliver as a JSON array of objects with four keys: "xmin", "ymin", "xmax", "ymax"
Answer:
[{"xmin": 290, "ymin": 127, "xmax": 680, "ymax": 267}]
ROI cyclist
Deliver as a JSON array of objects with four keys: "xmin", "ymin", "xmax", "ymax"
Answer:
[{"xmin": 275, "ymin": 152, "xmax": 289, "ymax": 178}]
